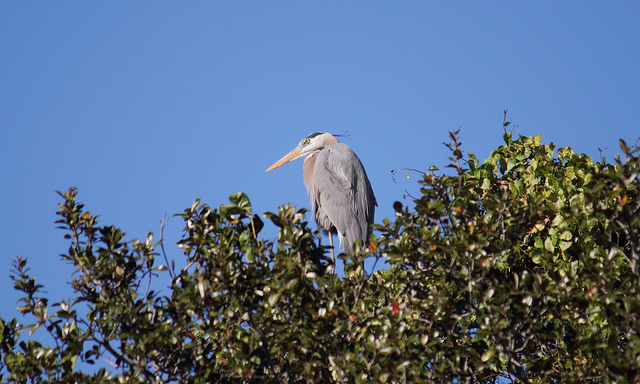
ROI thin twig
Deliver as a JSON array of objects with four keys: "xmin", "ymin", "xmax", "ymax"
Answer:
[
  {"xmin": 159, "ymin": 212, "xmax": 175, "ymax": 280},
  {"xmin": 391, "ymin": 168, "xmax": 425, "ymax": 184}
]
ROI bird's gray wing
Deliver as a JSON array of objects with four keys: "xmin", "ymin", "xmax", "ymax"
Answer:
[{"xmin": 312, "ymin": 143, "xmax": 376, "ymax": 253}]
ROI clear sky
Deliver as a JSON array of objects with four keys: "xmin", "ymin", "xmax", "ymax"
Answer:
[{"xmin": 1, "ymin": 2, "xmax": 639, "ymax": 331}]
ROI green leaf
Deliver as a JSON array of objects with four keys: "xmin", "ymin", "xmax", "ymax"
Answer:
[
  {"xmin": 534, "ymin": 236, "xmax": 544, "ymax": 249},
  {"xmin": 229, "ymin": 192, "xmax": 252, "ymax": 214},
  {"xmin": 250, "ymin": 215, "xmax": 264, "ymax": 237},
  {"xmin": 544, "ymin": 236, "xmax": 554, "ymax": 252}
]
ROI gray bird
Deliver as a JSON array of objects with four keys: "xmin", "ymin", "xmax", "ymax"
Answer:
[{"xmin": 266, "ymin": 132, "xmax": 377, "ymax": 271}]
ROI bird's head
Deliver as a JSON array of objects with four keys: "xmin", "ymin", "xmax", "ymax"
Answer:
[{"xmin": 266, "ymin": 132, "xmax": 339, "ymax": 172}]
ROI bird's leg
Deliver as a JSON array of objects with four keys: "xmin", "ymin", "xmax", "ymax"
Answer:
[{"xmin": 328, "ymin": 233, "xmax": 335, "ymax": 274}]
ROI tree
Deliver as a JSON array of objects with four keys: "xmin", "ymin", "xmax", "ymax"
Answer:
[{"xmin": 2, "ymin": 131, "xmax": 640, "ymax": 383}]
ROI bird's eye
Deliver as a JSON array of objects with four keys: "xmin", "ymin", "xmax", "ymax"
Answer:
[{"xmin": 304, "ymin": 139, "xmax": 310, "ymax": 144}]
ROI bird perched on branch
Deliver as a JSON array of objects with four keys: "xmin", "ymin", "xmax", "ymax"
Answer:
[{"xmin": 266, "ymin": 132, "xmax": 377, "ymax": 271}]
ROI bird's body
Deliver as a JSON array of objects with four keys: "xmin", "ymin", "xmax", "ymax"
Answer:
[{"xmin": 266, "ymin": 132, "xmax": 377, "ymax": 268}]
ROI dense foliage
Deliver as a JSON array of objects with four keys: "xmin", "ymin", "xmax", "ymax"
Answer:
[{"xmin": 2, "ymin": 132, "xmax": 640, "ymax": 383}]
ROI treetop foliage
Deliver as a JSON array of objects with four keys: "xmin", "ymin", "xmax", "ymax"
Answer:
[{"xmin": 2, "ymin": 131, "xmax": 640, "ymax": 383}]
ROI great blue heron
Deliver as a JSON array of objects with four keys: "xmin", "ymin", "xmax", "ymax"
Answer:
[{"xmin": 266, "ymin": 132, "xmax": 377, "ymax": 271}]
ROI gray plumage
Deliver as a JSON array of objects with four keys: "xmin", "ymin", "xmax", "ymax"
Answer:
[{"xmin": 266, "ymin": 132, "xmax": 377, "ymax": 268}]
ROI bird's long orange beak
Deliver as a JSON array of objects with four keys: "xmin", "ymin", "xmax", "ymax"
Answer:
[{"xmin": 266, "ymin": 147, "xmax": 303, "ymax": 172}]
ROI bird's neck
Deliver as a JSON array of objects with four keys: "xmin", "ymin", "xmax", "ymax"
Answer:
[{"xmin": 303, "ymin": 152, "xmax": 318, "ymax": 189}]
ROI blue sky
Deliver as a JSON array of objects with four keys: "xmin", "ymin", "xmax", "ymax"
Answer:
[{"xmin": 1, "ymin": 2, "xmax": 639, "ymax": 335}]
